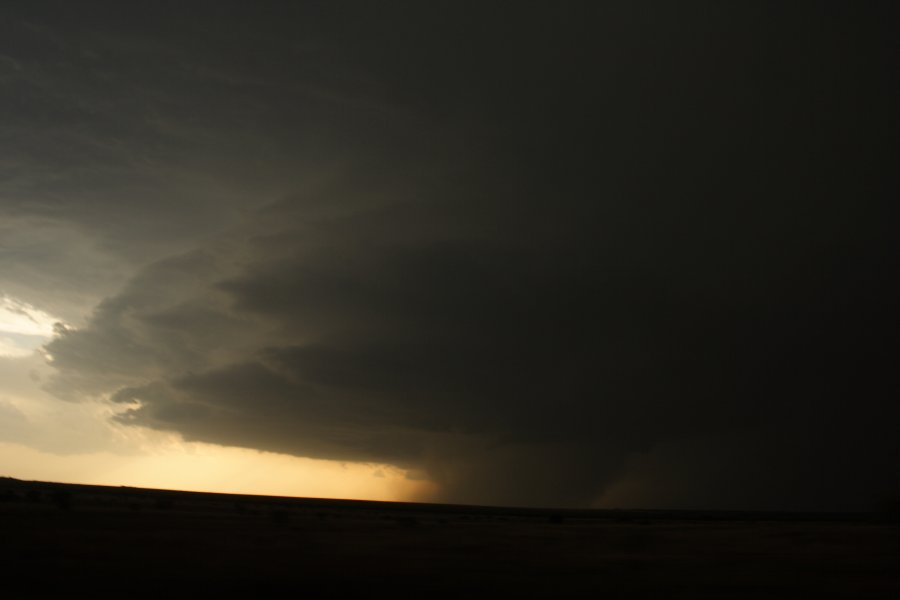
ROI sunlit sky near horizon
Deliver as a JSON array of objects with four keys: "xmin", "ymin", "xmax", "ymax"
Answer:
[
  {"xmin": 0, "ymin": 295, "xmax": 60, "ymax": 357},
  {"xmin": 0, "ymin": 310, "xmax": 432, "ymax": 502},
  {"xmin": 1, "ymin": 2, "xmax": 896, "ymax": 510}
]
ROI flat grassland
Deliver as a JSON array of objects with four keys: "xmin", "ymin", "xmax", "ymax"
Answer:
[{"xmin": 1, "ymin": 478, "xmax": 898, "ymax": 598}]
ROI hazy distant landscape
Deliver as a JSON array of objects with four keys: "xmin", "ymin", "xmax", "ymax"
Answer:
[{"xmin": 2, "ymin": 477, "xmax": 898, "ymax": 597}]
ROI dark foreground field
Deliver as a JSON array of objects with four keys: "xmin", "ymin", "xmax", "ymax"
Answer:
[{"xmin": 1, "ymin": 478, "xmax": 898, "ymax": 598}]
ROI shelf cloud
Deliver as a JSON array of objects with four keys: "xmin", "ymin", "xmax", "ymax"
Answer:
[{"xmin": 3, "ymin": 3, "xmax": 896, "ymax": 509}]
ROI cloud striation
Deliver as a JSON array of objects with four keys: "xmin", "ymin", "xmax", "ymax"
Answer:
[{"xmin": 6, "ymin": 2, "xmax": 895, "ymax": 509}]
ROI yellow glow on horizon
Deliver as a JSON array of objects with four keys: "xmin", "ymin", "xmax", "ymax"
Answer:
[
  {"xmin": 0, "ymin": 350, "xmax": 438, "ymax": 504},
  {"xmin": 0, "ymin": 440, "xmax": 437, "ymax": 503}
]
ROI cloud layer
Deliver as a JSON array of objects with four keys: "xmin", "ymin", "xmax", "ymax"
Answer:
[{"xmin": 4, "ymin": 3, "xmax": 897, "ymax": 508}]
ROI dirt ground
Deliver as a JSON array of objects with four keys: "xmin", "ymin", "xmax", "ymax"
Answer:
[{"xmin": 1, "ymin": 478, "xmax": 898, "ymax": 598}]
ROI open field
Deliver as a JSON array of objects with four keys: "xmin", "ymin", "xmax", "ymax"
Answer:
[{"xmin": 1, "ymin": 477, "xmax": 898, "ymax": 597}]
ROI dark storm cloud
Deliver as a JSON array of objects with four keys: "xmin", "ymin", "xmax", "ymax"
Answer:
[
  {"xmin": 1, "ymin": 0, "xmax": 420, "ymax": 316},
  {"xmin": 29, "ymin": 2, "xmax": 900, "ymax": 508}
]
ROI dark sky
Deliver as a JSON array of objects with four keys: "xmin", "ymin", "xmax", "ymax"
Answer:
[{"xmin": 2, "ymin": 1, "xmax": 897, "ymax": 509}]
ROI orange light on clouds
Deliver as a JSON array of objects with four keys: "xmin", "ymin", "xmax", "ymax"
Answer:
[{"xmin": 0, "ymin": 301, "xmax": 437, "ymax": 505}]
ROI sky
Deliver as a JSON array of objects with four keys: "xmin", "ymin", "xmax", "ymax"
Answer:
[{"xmin": 1, "ymin": 2, "xmax": 897, "ymax": 510}]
